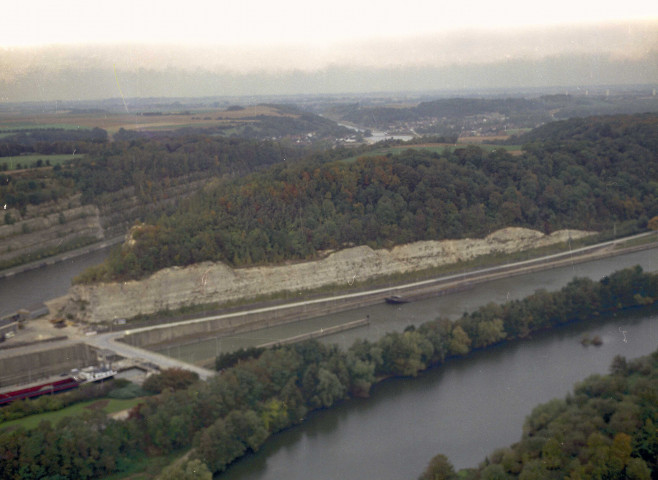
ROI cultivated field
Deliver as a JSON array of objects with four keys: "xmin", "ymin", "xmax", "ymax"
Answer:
[{"xmin": 0, "ymin": 105, "xmax": 296, "ymax": 135}]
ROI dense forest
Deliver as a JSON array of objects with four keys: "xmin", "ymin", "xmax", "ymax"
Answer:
[
  {"xmin": 420, "ymin": 352, "xmax": 658, "ymax": 480},
  {"xmin": 0, "ymin": 127, "xmax": 108, "ymax": 158},
  {"xmin": 77, "ymin": 113, "xmax": 658, "ymax": 283},
  {"xmin": 1, "ymin": 266, "xmax": 656, "ymax": 479},
  {"xmin": 0, "ymin": 135, "xmax": 305, "ymax": 211}
]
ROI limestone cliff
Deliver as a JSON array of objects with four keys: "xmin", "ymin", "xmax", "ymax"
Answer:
[
  {"xmin": 61, "ymin": 227, "xmax": 594, "ymax": 323},
  {"xmin": 0, "ymin": 196, "xmax": 104, "ymax": 265}
]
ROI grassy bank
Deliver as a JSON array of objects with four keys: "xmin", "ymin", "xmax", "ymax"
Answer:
[{"xmin": 0, "ymin": 397, "xmax": 144, "ymax": 432}]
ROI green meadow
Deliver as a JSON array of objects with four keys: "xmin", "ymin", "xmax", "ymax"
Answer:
[{"xmin": 0, "ymin": 397, "xmax": 144, "ymax": 432}]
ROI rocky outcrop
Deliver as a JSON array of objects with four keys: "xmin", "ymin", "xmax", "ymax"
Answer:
[{"xmin": 61, "ymin": 227, "xmax": 595, "ymax": 323}]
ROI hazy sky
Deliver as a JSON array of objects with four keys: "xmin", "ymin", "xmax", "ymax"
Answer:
[{"xmin": 1, "ymin": 0, "xmax": 657, "ymax": 101}]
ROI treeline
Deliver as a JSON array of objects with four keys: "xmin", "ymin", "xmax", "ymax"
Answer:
[
  {"xmin": 2, "ymin": 266, "xmax": 656, "ymax": 479},
  {"xmin": 0, "ymin": 127, "xmax": 108, "ymax": 157},
  {"xmin": 81, "ymin": 113, "xmax": 658, "ymax": 282},
  {"xmin": 420, "ymin": 352, "xmax": 658, "ymax": 480},
  {"xmin": 0, "ymin": 172, "xmax": 75, "ymax": 211},
  {"xmin": 337, "ymin": 95, "xmax": 658, "ymax": 131},
  {"xmin": 230, "ymin": 105, "xmax": 353, "ymax": 140},
  {"xmin": 513, "ymin": 112, "xmax": 658, "ymax": 151},
  {"xmin": 113, "ymin": 104, "xmax": 352, "ymax": 142},
  {"xmin": 58, "ymin": 135, "xmax": 303, "ymax": 204}
]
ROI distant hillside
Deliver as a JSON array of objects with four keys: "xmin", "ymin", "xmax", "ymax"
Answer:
[
  {"xmin": 77, "ymin": 113, "xmax": 658, "ymax": 283},
  {"xmin": 513, "ymin": 112, "xmax": 658, "ymax": 150},
  {"xmin": 334, "ymin": 95, "xmax": 658, "ymax": 136}
]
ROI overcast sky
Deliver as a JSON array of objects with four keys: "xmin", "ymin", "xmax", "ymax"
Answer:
[{"xmin": 1, "ymin": 0, "xmax": 656, "ymax": 101}]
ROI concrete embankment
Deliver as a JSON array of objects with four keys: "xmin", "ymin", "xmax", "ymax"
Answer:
[
  {"xmin": 256, "ymin": 318, "xmax": 370, "ymax": 348},
  {"xmin": 121, "ymin": 294, "xmax": 387, "ymax": 348},
  {"xmin": 0, "ymin": 343, "xmax": 98, "ymax": 388}
]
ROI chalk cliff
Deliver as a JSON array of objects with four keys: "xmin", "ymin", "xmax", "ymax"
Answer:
[{"xmin": 61, "ymin": 227, "xmax": 594, "ymax": 323}]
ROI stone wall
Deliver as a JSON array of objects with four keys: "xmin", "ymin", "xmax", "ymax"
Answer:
[{"xmin": 62, "ymin": 227, "xmax": 594, "ymax": 323}]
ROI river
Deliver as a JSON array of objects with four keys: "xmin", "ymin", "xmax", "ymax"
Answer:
[
  {"xmin": 0, "ymin": 247, "xmax": 112, "ymax": 317},
  {"xmin": 212, "ymin": 248, "xmax": 657, "ymax": 479},
  {"xmin": 219, "ymin": 310, "xmax": 656, "ymax": 479},
  {"xmin": 1, "ymin": 243, "xmax": 657, "ymax": 478}
]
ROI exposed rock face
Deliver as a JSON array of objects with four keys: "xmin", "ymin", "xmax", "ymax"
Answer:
[
  {"xmin": 0, "ymin": 178, "xmax": 206, "ymax": 268},
  {"xmin": 62, "ymin": 227, "xmax": 594, "ymax": 324},
  {"xmin": 0, "ymin": 196, "xmax": 104, "ymax": 264}
]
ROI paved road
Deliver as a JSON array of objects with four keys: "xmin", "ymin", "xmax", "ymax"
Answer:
[{"xmin": 83, "ymin": 331, "xmax": 216, "ymax": 380}]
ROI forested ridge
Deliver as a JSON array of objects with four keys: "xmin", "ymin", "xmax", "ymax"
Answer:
[
  {"xmin": 1, "ymin": 135, "xmax": 305, "ymax": 211},
  {"xmin": 78, "ymin": 113, "xmax": 658, "ymax": 283},
  {"xmin": 1, "ymin": 266, "xmax": 656, "ymax": 478},
  {"xmin": 340, "ymin": 97, "xmax": 548, "ymax": 128}
]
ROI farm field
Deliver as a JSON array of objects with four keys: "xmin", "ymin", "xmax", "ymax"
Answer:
[{"xmin": 0, "ymin": 105, "xmax": 296, "ymax": 135}]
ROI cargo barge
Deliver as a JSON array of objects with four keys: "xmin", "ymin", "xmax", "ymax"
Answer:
[{"xmin": 0, "ymin": 367, "xmax": 116, "ymax": 406}]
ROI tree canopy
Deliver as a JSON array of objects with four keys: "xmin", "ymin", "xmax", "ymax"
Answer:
[{"xmin": 79, "ymin": 113, "xmax": 658, "ymax": 282}]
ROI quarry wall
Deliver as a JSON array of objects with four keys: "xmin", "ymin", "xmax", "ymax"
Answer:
[{"xmin": 62, "ymin": 227, "xmax": 594, "ymax": 324}]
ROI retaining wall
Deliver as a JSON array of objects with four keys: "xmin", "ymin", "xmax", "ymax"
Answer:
[
  {"xmin": 121, "ymin": 292, "xmax": 388, "ymax": 348},
  {"xmin": 0, "ymin": 343, "xmax": 98, "ymax": 388}
]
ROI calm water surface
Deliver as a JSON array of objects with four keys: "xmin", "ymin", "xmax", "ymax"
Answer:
[
  {"xmin": 218, "ymin": 310, "xmax": 656, "ymax": 480},
  {"xmin": 1, "ymin": 243, "xmax": 656, "ymax": 478},
  {"xmin": 0, "ymin": 247, "xmax": 111, "ymax": 316},
  {"xmin": 211, "ymin": 246, "xmax": 658, "ymax": 479}
]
